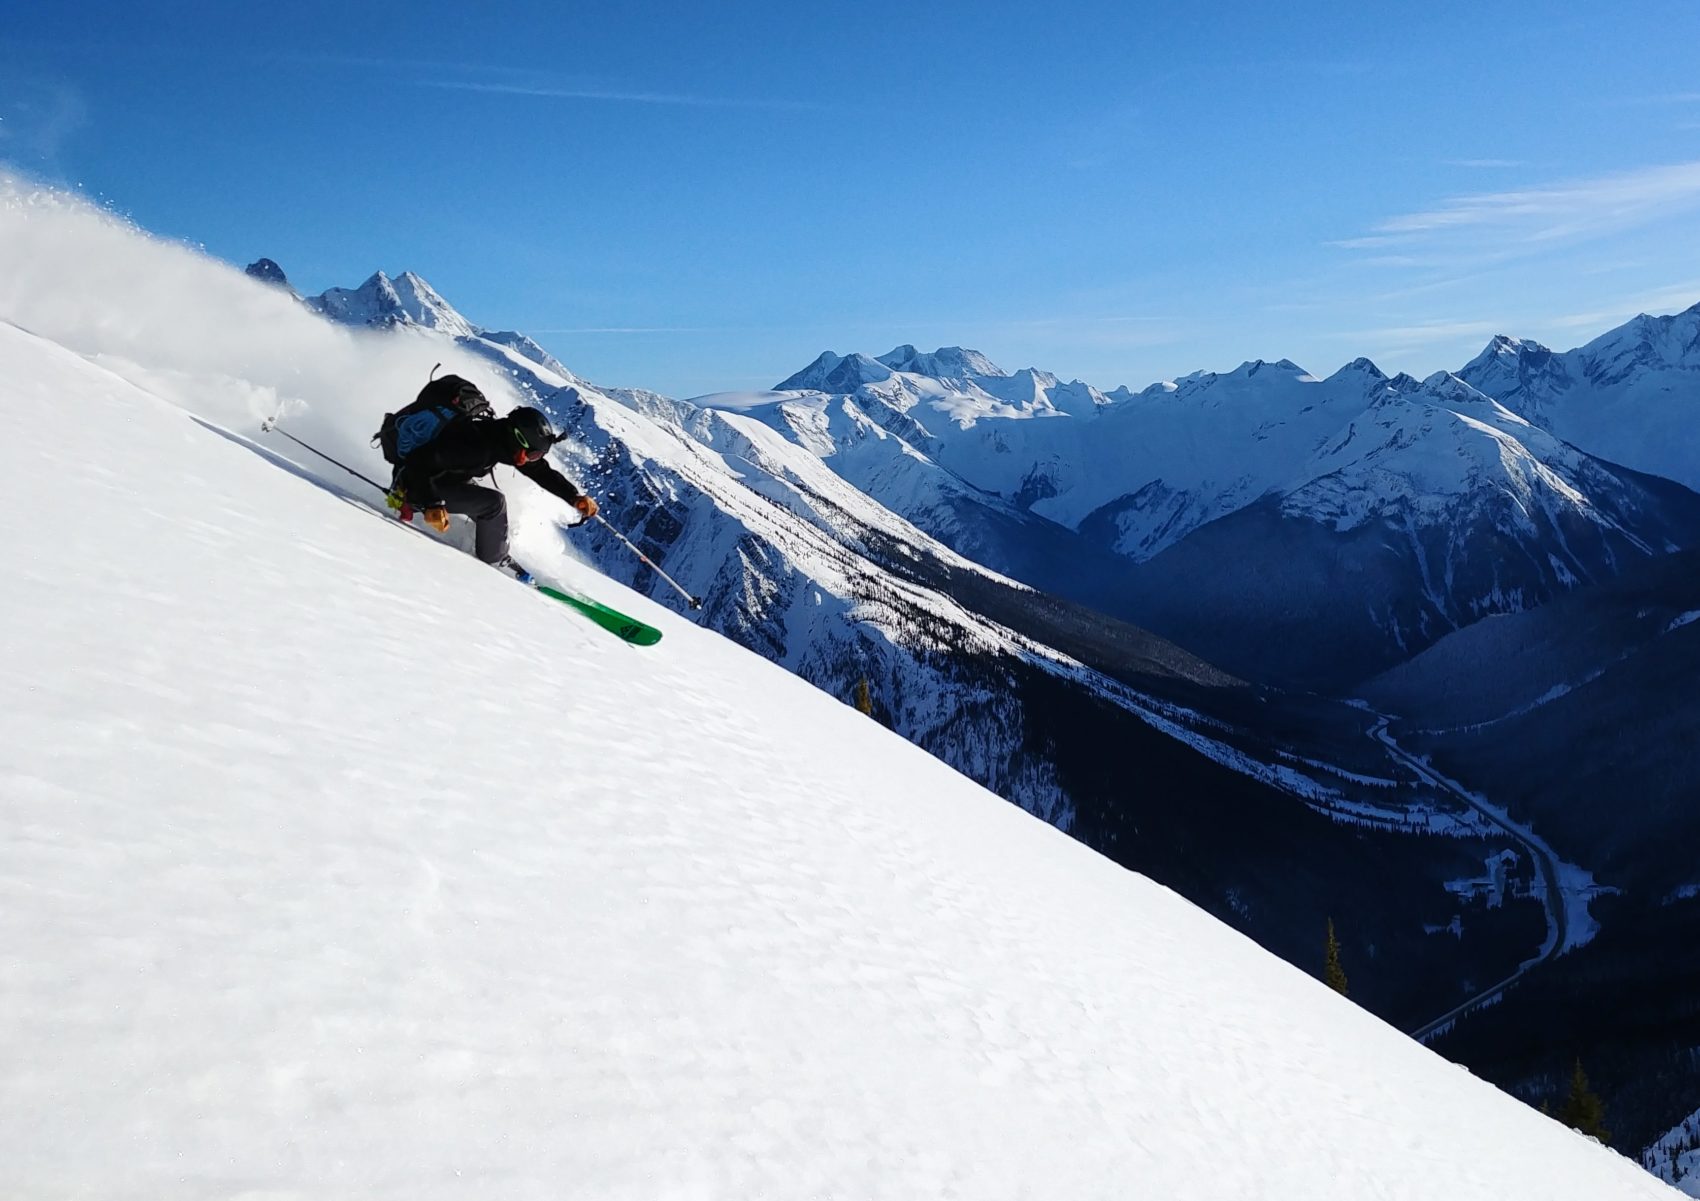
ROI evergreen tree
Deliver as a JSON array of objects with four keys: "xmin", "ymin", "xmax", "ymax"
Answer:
[
  {"xmin": 1557, "ymin": 1058, "xmax": 1611, "ymax": 1144},
  {"xmin": 853, "ymin": 676, "xmax": 873, "ymax": 717},
  {"xmin": 1324, "ymin": 918, "xmax": 1349, "ymax": 996}
]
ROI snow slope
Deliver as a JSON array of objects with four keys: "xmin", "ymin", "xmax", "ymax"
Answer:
[
  {"xmin": 1646, "ymin": 1107, "xmax": 1700, "ymax": 1196},
  {"xmin": 0, "ymin": 325, "xmax": 1673, "ymax": 1197}
]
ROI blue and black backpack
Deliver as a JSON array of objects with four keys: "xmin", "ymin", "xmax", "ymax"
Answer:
[{"xmin": 373, "ymin": 369, "xmax": 493, "ymax": 465}]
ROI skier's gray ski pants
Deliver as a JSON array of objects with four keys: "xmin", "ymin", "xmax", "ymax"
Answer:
[{"xmin": 436, "ymin": 480, "xmax": 508, "ymax": 564}]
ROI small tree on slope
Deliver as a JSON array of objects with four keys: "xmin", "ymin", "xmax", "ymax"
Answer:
[
  {"xmin": 1557, "ymin": 1058, "xmax": 1611, "ymax": 1145},
  {"xmin": 1324, "ymin": 918, "xmax": 1349, "ymax": 997}
]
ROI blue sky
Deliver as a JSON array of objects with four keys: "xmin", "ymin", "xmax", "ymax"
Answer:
[{"xmin": 5, "ymin": 1, "xmax": 1700, "ymax": 397}]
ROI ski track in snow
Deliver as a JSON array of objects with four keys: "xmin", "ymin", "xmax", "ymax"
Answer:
[{"xmin": 0, "ymin": 322, "xmax": 1678, "ymax": 1199}]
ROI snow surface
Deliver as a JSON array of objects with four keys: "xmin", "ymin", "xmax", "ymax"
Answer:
[{"xmin": 0, "ymin": 318, "xmax": 1677, "ymax": 1198}]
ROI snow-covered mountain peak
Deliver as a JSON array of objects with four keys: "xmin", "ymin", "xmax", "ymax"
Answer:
[
  {"xmin": 1460, "ymin": 333, "xmax": 1555, "ymax": 383},
  {"xmin": 477, "ymin": 329, "xmax": 576, "ymax": 380},
  {"xmin": 1237, "ymin": 357, "xmax": 1312, "ymax": 379},
  {"xmin": 1156, "ymin": 358, "xmax": 1318, "ymax": 402},
  {"xmin": 1478, "ymin": 332, "xmax": 1544, "ymax": 359},
  {"xmin": 243, "ymin": 257, "xmax": 292, "ymax": 290},
  {"xmin": 1044, "ymin": 378, "xmax": 1110, "ymax": 417},
  {"xmin": 1455, "ymin": 298, "xmax": 1700, "ymax": 489},
  {"xmin": 1326, "ymin": 353, "xmax": 1380, "ymax": 375},
  {"xmin": 1292, "ymin": 384, "xmax": 1602, "ymax": 535},
  {"xmin": 774, "ymin": 350, "xmax": 894, "ymax": 393},
  {"xmin": 1578, "ymin": 304, "xmax": 1700, "ymax": 376},
  {"xmin": 971, "ymin": 367, "xmax": 1097, "ymax": 415},
  {"xmin": 1457, "ymin": 335, "xmax": 1572, "ymax": 424},
  {"xmin": 876, "ymin": 344, "xmax": 1008, "ymax": 379},
  {"xmin": 387, "ymin": 270, "xmax": 479, "ymax": 337},
  {"xmin": 1012, "ymin": 365, "xmax": 1062, "ymax": 391},
  {"xmin": 1413, "ymin": 370, "xmax": 1496, "ymax": 408},
  {"xmin": 307, "ymin": 269, "xmax": 478, "ymax": 339}
]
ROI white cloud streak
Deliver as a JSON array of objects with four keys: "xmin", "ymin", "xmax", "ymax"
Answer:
[
  {"xmin": 1442, "ymin": 158, "xmax": 1529, "ymax": 169},
  {"xmin": 526, "ymin": 326, "xmax": 716, "ymax": 334},
  {"xmin": 1343, "ymin": 318, "xmax": 1504, "ymax": 346},
  {"xmin": 1371, "ymin": 160, "xmax": 1700, "ymax": 243},
  {"xmin": 417, "ymin": 80, "xmax": 820, "ymax": 112}
]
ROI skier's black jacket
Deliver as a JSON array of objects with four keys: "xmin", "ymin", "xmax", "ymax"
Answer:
[{"xmin": 396, "ymin": 417, "xmax": 584, "ymax": 510}]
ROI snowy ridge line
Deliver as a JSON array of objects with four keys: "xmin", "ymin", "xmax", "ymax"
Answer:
[
  {"xmin": 741, "ymin": 337, "xmax": 1685, "ymax": 569},
  {"xmin": 1302, "ymin": 795, "xmax": 1488, "ymax": 837},
  {"xmin": 989, "ymin": 632, "xmax": 1468, "ymax": 833},
  {"xmin": 1009, "ymin": 647, "xmax": 1416, "ymax": 815},
  {"xmin": 1667, "ymin": 610, "xmax": 1700, "ymax": 633},
  {"xmin": 1275, "ymin": 748, "xmax": 1402, "ymax": 789},
  {"xmin": 1399, "ymin": 605, "xmax": 1700, "ymax": 737},
  {"xmin": 1413, "ymin": 971, "xmax": 1525, "ymax": 1047},
  {"xmin": 1013, "ymin": 654, "xmax": 1434, "ymax": 827},
  {"xmin": 1644, "ymin": 1105, "xmax": 1700, "ymax": 1196},
  {"xmin": 1404, "ymin": 673, "xmax": 1606, "ymax": 737}
]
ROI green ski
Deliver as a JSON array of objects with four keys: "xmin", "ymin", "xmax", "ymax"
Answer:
[{"xmin": 535, "ymin": 584, "xmax": 664, "ymax": 646}]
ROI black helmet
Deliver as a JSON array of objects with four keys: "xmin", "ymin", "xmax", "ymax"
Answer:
[{"xmin": 509, "ymin": 406, "xmax": 557, "ymax": 457}]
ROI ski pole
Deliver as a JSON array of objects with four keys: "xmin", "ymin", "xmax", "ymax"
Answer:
[
  {"xmin": 259, "ymin": 418, "xmax": 390, "ymax": 494},
  {"xmin": 593, "ymin": 512, "xmax": 703, "ymax": 609}
]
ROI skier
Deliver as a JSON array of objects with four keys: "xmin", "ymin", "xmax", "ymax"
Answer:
[{"xmin": 392, "ymin": 400, "xmax": 598, "ymax": 576}]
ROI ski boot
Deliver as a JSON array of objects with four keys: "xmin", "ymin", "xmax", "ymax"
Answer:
[{"xmin": 497, "ymin": 556, "xmax": 535, "ymax": 587}]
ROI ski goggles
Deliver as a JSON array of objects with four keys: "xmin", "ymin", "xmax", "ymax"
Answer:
[{"xmin": 512, "ymin": 429, "xmax": 551, "ymax": 465}]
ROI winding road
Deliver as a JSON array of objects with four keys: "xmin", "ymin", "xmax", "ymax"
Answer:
[{"xmin": 1368, "ymin": 718, "xmax": 1567, "ymax": 1043}]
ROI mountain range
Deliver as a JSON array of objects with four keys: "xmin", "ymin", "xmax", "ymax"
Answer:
[{"xmin": 724, "ymin": 314, "xmax": 1700, "ymax": 691}]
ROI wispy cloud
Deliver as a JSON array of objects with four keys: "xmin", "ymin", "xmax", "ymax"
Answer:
[
  {"xmin": 1367, "ymin": 272, "xmax": 1494, "ymax": 302},
  {"xmin": 1342, "ymin": 160, "xmax": 1700, "ymax": 258},
  {"xmin": 1541, "ymin": 281, "xmax": 1700, "ymax": 330},
  {"xmin": 418, "ymin": 80, "xmax": 822, "ymax": 112},
  {"xmin": 271, "ymin": 52, "xmax": 822, "ymax": 113},
  {"xmin": 994, "ymin": 315, "xmax": 1171, "ymax": 329},
  {"xmin": 1340, "ymin": 280, "xmax": 1700, "ymax": 362},
  {"xmin": 915, "ymin": 314, "xmax": 1184, "ymax": 351},
  {"xmin": 1345, "ymin": 318, "xmax": 1505, "ymax": 347},
  {"xmin": 526, "ymin": 326, "xmax": 717, "ymax": 334},
  {"xmin": 1612, "ymin": 91, "xmax": 1700, "ymax": 106}
]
